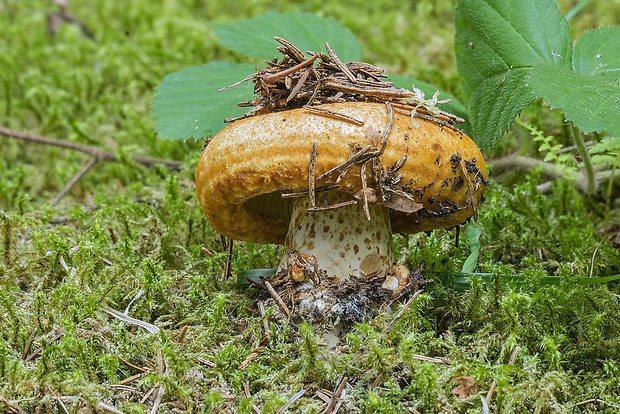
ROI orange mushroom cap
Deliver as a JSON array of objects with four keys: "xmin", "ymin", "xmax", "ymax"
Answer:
[{"xmin": 196, "ymin": 102, "xmax": 487, "ymax": 244}]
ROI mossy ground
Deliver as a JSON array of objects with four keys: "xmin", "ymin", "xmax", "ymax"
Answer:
[{"xmin": 1, "ymin": 1, "xmax": 620, "ymax": 413}]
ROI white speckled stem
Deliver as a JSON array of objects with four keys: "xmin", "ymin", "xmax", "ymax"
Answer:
[{"xmin": 280, "ymin": 192, "xmax": 393, "ymax": 281}]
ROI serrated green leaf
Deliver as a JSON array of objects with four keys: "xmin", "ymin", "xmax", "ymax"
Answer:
[
  {"xmin": 388, "ymin": 74, "xmax": 469, "ymax": 128},
  {"xmin": 573, "ymin": 27, "xmax": 620, "ymax": 82},
  {"xmin": 455, "ymin": 0, "xmax": 572, "ymax": 99},
  {"xmin": 468, "ymin": 69, "xmax": 537, "ymax": 149},
  {"xmin": 152, "ymin": 62, "xmax": 255, "ymax": 140},
  {"xmin": 528, "ymin": 64, "xmax": 620, "ymax": 136},
  {"xmin": 213, "ymin": 12, "xmax": 362, "ymax": 62},
  {"xmin": 455, "ymin": 0, "xmax": 573, "ymax": 148}
]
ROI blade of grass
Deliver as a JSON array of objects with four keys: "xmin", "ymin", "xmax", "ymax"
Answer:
[{"xmin": 566, "ymin": 0, "xmax": 591, "ymax": 21}]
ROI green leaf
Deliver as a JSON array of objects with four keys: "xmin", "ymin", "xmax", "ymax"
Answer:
[
  {"xmin": 461, "ymin": 223, "xmax": 482, "ymax": 273},
  {"xmin": 152, "ymin": 62, "xmax": 255, "ymax": 140},
  {"xmin": 388, "ymin": 74, "xmax": 469, "ymax": 127},
  {"xmin": 572, "ymin": 27, "xmax": 620, "ymax": 83},
  {"xmin": 455, "ymin": 0, "xmax": 571, "ymax": 99},
  {"xmin": 589, "ymin": 137, "xmax": 620, "ymax": 154},
  {"xmin": 468, "ymin": 69, "xmax": 537, "ymax": 148},
  {"xmin": 237, "ymin": 268, "xmax": 276, "ymax": 290},
  {"xmin": 213, "ymin": 12, "xmax": 362, "ymax": 62},
  {"xmin": 455, "ymin": 0, "xmax": 572, "ymax": 148},
  {"xmin": 528, "ymin": 64, "xmax": 620, "ymax": 136}
]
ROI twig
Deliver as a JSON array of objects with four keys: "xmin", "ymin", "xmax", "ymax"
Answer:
[
  {"xmin": 219, "ymin": 75, "xmax": 255, "ymax": 93},
  {"xmin": 303, "ymin": 106, "xmax": 364, "ymax": 126},
  {"xmin": 573, "ymin": 398, "xmax": 620, "ymax": 409},
  {"xmin": 239, "ymin": 347, "xmax": 264, "ymax": 370},
  {"xmin": 378, "ymin": 102, "xmax": 394, "ymax": 156},
  {"xmin": 140, "ymin": 387, "xmax": 157, "ymax": 404},
  {"xmin": 287, "ymin": 67, "xmax": 312, "ymax": 103},
  {"xmin": 325, "ymin": 43, "xmax": 356, "ymax": 84},
  {"xmin": 117, "ymin": 354, "xmax": 148, "ymax": 372},
  {"xmin": 323, "ymin": 82, "xmax": 414, "ymax": 99},
  {"xmin": 102, "ymin": 306, "xmax": 160, "ymax": 334},
  {"xmin": 309, "ymin": 142, "xmax": 317, "ymax": 208},
  {"xmin": 486, "ymin": 346, "xmax": 520, "ymax": 405},
  {"xmin": 118, "ymin": 373, "xmax": 144, "ymax": 386},
  {"xmin": 124, "ymin": 289, "xmax": 145, "ymax": 315},
  {"xmin": 380, "ymin": 289, "xmax": 423, "ymax": 336},
  {"xmin": 264, "ymin": 281, "xmax": 292, "ymax": 318},
  {"xmin": 24, "ymin": 332, "xmax": 63, "ymax": 362},
  {"xmin": 56, "ymin": 397, "xmax": 69, "ymax": 414},
  {"xmin": 47, "ymin": 1, "xmax": 93, "ymax": 39},
  {"xmin": 281, "ymin": 185, "xmax": 340, "ymax": 198},
  {"xmin": 178, "ymin": 325, "xmax": 188, "ymax": 343},
  {"xmin": 0, "ymin": 394, "xmax": 27, "ymax": 414},
  {"xmin": 324, "ymin": 376, "xmax": 347, "ymax": 413},
  {"xmin": 589, "ymin": 236, "xmax": 609, "ymax": 278},
  {"xmin": 96, "ymin": 402, "xmax": 125, "ymax": 414},
  {"xmin": 223, "ymin": 237, "xmax": 233, "ymax": 279},
  {"xmin": 157, "ymin": 347, "xmax": 164, "ymax": 375},
  {"xmin": 150, "ymin": 385, "xmax": 165, "ymax": 414},
  {"xmin": 264, "ymin": 54, "xmax": 319, "ymax": 83},
  {"xmin": 317, "ymin": 145, "xmax": 371, "ymax": 181},
  {"xmin": 196, "ymin": 356, "xmax": 215, "ymax": 368},
  {"xmin": 315, "ymin": 390, "xmax": 332, "ymax": 404},
  {"xmin": 22, "ymin": 327, "xmax": 38, "ymax": 360},
  {"xmin": 274, "ymin": 37, "xmax": 306, "ymax": 62},
  {"xmin": 0, "ymin": 126, "xmax": 183, "ymax": 170},
  {"xmin": 258, "ymin": 302, "xmax": 271, "ymax": 342},
  {"xmin": 307, "ymin": 200, "xmax": 358, "ymax": 212},
  {"xmin": 276, "ymin": 389, "xmax": 306, "ymax": 414},
  {"xmin": 51, "ymin": 157, "xmax": 99, "ymax": 206},
  {"xmin": 150, "ymin": 354, "xmax": 168, "ymax": 414},
  {"xmin": 360, "ymin": 163, "xmax": 370, "ymax": 221},
  {"xmin": 409, "ymin": 355, "xmax": 450, "ymax": 364}
]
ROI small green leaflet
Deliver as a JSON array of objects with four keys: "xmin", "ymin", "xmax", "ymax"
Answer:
[
  {"xmin": 152, "ymin": 62, "xmax": 255, "ymax": 140},
  {"xmin": 213, "ymin": 12, "xmax": 362, "ymax": 62},
  {"xmin": 456, "ymin": 0, "xmax": 620, "ymax": 149}
]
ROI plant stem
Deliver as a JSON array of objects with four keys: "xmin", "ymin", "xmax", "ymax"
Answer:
[
  {"xmin": 604, "ymin": 164, "xmax": 615, "ymax": 234},
  {"xmin": 0, "ymin": 126, "xmax": 183, "ymax": 170},
  {"xmin": 570, "ymin": 124, "xmax": 596, "ymax": 194}
]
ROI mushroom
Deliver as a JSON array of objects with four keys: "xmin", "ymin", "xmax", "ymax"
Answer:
[{"xmin": 196, "ymin": 101, "xmax": 486, "ymax": 321}]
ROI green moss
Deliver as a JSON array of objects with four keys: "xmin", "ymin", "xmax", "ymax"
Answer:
[{"xmin": 1, "ymin": 0, "xmax": 619, "ymax": 412}]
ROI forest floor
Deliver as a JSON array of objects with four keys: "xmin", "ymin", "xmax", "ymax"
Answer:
[{"xmin": 1, "ymin": 1, "xmax": 619, "ymax": 413}]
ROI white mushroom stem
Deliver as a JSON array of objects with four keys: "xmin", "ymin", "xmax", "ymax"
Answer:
[{"xmin": 279, "ymin": 192, "xmax": 393, "ymax": 281}]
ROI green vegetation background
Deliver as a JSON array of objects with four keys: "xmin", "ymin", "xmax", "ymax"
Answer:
[{"xmin": 1, "ymin": 0, "xmax": 619, "ymax": 412}]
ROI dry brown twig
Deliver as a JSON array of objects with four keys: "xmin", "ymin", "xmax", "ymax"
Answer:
[
  {"xmin": 323, "ymin": 376, "xmax": 347, "ymax": 414},
  {"xmin": 0, "ymin": 126, "xmax": 183, "ymax": 206},
  {"xmin": 221, "ymin": 38, "xmax": 463, "ymax": 130},
  {"xmin": 264, "ymin": 280, "xmax": 292, "ymax": 318}
]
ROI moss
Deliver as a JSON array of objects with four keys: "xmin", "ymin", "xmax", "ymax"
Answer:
[{"xmin": 1, "ymin": 0, "xmax": 619, "ymax": 412}]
